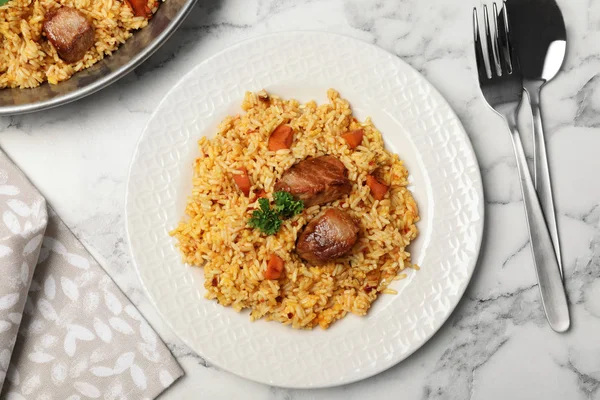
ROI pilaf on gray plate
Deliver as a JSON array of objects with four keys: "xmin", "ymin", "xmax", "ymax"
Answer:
[{"xmin": 1, "ymin": 0, "xmax": 159, "ymax": 89}]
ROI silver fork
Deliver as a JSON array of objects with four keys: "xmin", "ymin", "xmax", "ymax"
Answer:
[{"xmin": 473, "ymin": 1, "xmax": 570, "ymax": 332}]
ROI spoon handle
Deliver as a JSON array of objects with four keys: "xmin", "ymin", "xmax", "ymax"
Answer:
[{"xmin": 524, "ymin": 80, "xmax": 563, "ymax": 279}]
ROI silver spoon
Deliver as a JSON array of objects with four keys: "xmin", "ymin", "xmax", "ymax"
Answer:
[{"xmin": 507, "ymin": 0, "xmax": 567, "ymax": 278}]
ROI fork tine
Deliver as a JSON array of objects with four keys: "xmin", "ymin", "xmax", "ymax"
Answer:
[
  {"xmin": 472, "ymin": 8, "xmax": 489, "ymax": 81},
  {"xmin": 492, "ymin": 2, "xmax": 501, "ymax": 74},
  {"xmin": 483, "ymin": 4, "xmax": 500, "ymax": 77},
  {"xmin": 498, "ymin": 0, "xmax": 514, "ymax": 74}
]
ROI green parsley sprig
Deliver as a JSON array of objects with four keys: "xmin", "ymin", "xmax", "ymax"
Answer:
[
  {"xmin": 248, "ymin": 198, "xmax": 282, "ymax": 235},
  {"xmin": 273, "ymin": 191, "xmax": 304, "ymax": 219},
  {"xmin": 248, "ymin": 191, "xmax": 304, "ymax": 235}
]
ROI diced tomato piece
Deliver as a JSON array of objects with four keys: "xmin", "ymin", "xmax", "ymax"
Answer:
[
  {"xmin": 124, "ymin": 0, "xmax": 156, "ymax": 18},
  {"xmin": 265, "ymin": 254, "xmax": 284, "ymax": 280},
  {"xmin": 268, "ymin": 124, "xmax": 294, "ymax": 151},
  {"xmin": 341, "ymin": 129, "xmax": 364, "ymax": 149},
  {"xmin": 233, "ymin": 167, "xmax": 251, "ymax": 196},
  {"xmin": 366, "ymin": 174, "xmax": 389, "ymax": 201}
]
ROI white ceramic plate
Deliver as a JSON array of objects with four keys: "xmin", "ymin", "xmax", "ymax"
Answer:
[{"xmin": 126, "ymin": 32, "xmax": 484, "ymax": 388}]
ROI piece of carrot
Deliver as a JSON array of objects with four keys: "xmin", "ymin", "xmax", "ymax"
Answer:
[
  {"xmin": 265, "ymin": 254, "xmax": 284, "ymax": 280},
  {"xmin": 233, "ymin": 167, "xmax": 251, "ymax": 196},
  {"xmin": 268, "ymin": 125, "xmax": 294, "ymax": 151},
  {"xmin": 366, "ymin": 175, "xmax": 389, "ymax": 201},
  {"xmin": 341, "ymin": 129, "xmax": 364, "ymax": 149}
]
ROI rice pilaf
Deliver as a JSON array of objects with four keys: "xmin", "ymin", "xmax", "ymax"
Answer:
[
  {"xmin": 0, "ymin": 0, "xmax": 157, "ymax": 89},
  {"xmin": 170, "ymin": 89, "xmax": 419, "ymax": 329}
]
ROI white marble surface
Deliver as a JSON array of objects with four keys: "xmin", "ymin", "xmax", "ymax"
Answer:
[{"xmin": 1, "ymin": 0, "xmax": 599, "ymax": 398}]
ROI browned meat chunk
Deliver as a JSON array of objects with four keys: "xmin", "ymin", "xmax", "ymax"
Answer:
[
  {"xmin": 296, "ymin": 208, "xmax": 359, "ymax": 264},
  {"xmin": 274, "ymin": 156, "xmax": 352, "ymax": 208},
  {"xmin": 43, "ymin": 7, "xmax": 95, "ymax": 63}
]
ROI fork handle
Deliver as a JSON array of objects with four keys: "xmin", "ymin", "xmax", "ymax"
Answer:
[
  {"xmin": 504, "ymin": 106, "xmax": 570, "ymax": 332},
  {"xmin": 524, "ymin": 80, "xmax": 563, "ymax": 279}
]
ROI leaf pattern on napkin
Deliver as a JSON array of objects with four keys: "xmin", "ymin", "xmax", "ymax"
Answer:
[
  {"xmin": 0, "ymin": 164, "xmax": 48, "ymax": 392},
  {"xmin": 0, "ymin": 150, "xmax": 183, "ymax": 398}
]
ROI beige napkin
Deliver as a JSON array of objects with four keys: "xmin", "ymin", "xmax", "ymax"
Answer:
[{"xmin": 0, "ymin": 149, "xmax": 183, "ymax": 399}]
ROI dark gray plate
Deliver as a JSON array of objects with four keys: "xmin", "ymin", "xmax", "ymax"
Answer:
[{"xmin": 0, "ymin": 0, "xmax": 197, "ymax": 116}]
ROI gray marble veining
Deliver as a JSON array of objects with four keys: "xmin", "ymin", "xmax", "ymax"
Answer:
[{"xmin": 1, "ymin": 0, "xmax": 598, "ymax": 399}]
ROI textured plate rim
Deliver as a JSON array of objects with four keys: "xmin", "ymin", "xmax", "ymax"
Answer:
[{"xmin": 125, "ymin": 31, "xmax": 485, "ymax": 388}]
